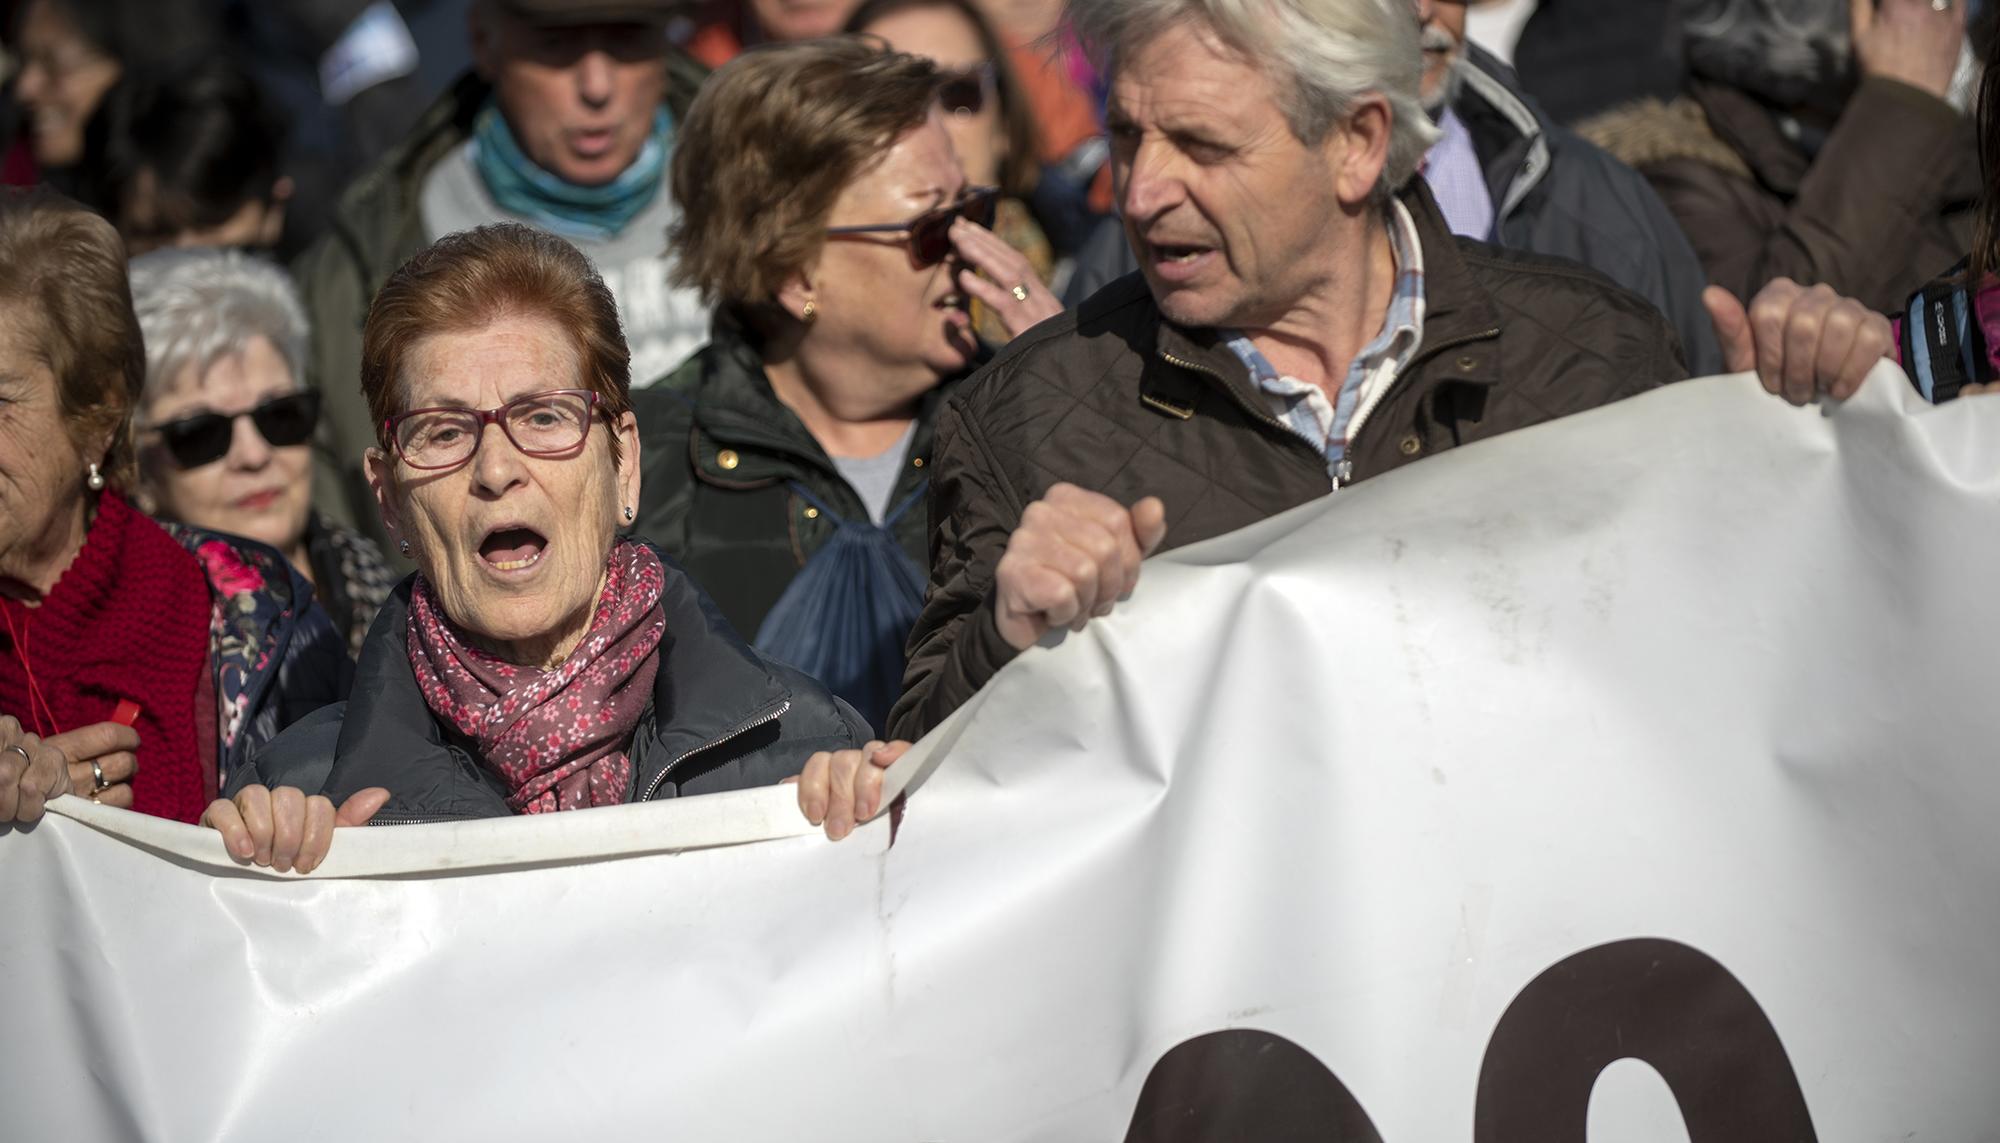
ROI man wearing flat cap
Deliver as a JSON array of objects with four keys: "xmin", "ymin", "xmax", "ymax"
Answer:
[{"xmin": 294, "ymin": 0, "xmax": 710, "ymax": 559}]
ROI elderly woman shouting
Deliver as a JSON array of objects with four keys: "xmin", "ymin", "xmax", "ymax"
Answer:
[
  {"xmin": 630, "ymin": 39, "xmax": 1062, "ymax": 734},
  {"xmin": 209, "ymin": 224, "xmax": 891, "ymax": 871}
]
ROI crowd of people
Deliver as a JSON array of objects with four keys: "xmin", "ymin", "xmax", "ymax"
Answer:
[{"xmin": 0, "ymin": 0, "xmax": 1993, "ymax": 872}]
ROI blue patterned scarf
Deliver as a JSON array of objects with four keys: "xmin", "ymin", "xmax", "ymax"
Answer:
[{"xmin": 469, "ymin": 101, "xmax": 671, "ymax": 242}]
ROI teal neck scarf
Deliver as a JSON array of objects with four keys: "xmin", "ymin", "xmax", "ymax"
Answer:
[{"xmin": 469, "ymin": 101, "xmax": 671, "ymax": 243}]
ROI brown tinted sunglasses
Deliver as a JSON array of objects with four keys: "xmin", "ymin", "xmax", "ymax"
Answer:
[{"xmin": 825, "ymin": 186, "xmax": 999, "ymax": 268}]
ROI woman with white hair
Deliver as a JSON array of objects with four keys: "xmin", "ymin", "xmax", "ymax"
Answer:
[{"xmin": 130, "ymin": 248, "xmax": 394, "ymax": 654}]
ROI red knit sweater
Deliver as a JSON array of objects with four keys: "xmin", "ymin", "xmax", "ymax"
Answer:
[{"xmin": 0, "ymin": 491, "xmax": 213, "ymax": 822}]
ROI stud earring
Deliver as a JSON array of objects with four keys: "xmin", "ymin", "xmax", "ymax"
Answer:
[
  {"xmin": 86, "ymin": 462, "xmax": 104, "ymax": 491},
  {"xmin": 623, "ymin": 505, "xmax": 634, "ymax": 522},
  {"xmin": 398, "ymin": 539, "xmax": 411, "ymax": 557},
  {"xmin": 801, "ymin": 299, "xmax": 817, "ymax": 324}
]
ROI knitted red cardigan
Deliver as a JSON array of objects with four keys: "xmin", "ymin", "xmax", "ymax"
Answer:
[{"xmin": 0, "ymin": 491, "xmax": 213, "ymax": 822}]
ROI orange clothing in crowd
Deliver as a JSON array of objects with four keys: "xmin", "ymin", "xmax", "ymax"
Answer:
[{"xmin": 1002, "ymin": 35, "xmax": 1113, "ymax": 211}]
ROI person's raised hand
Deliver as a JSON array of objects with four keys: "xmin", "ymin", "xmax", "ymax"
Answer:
[
  {"xmin": 1853, "ymin": 0, "xmax": 1965, "ymax": 101},
  {"xmin": 0, "ymin": 715, "xmax": 70, "ymax": 825},
  {"xmin": 201, "ymin": 785, "xmax": 391, "ymax": 874},
  {"xmin": 949, "ymin": 216, "xmax": 1063, "ymax": 340},
  {"xmin": 43, "ymin": 721, "xmax": 139, "ymax": 810},
  {"xmin": 993, "ymin": 484, "xmax": 1167, "ymax": 651},
  {"xmin": 1705, "ymin": 280, "xmax": 1895, "ymax": 406},
  {"xmin": 789, "ymin": 740, "xmax": 911, "ymax": 841}
]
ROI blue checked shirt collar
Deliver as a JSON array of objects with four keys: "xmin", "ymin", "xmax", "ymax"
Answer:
[{"xmin": 1223, "ymin": 199, "xmax": 1427, "ymax": 481}]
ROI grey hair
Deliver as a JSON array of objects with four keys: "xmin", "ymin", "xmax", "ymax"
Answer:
[
  {"xmin": 1065, "ymin": 0, "xmax": 1441, "ymax": 192},
  {"xmin": 128, "ymin": 247, "xmax": 310, "ymax": 404}
]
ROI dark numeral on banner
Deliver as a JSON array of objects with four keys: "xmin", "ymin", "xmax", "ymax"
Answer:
[{"xmin": 1126, "ymin": 939, "xmax": 1818, "ymax": 1143}]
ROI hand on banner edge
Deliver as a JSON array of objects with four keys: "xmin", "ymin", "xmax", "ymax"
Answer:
[{"xmin": 789, "ymin": 740, "xmax": 912, "ymax": 841}]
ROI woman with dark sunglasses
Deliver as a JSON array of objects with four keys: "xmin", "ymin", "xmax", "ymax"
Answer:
[
  {"xmin": 847, "ymin": 0, "xmax": 1056, "ymax": 344},
  {"xmin": 630, "ymin": 39, "xmax": 1062, "ymax": 743},
  {"xmin": 129, "ymin": 248, "xmax": 395, "ymax": 656},
  {"xmin": 0, "ymin": 189, "xmax": 350, "ymax": 828}
]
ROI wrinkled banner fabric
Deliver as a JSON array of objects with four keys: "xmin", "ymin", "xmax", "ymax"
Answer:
[{"xmin": 4, "ymin": 368, "xmax": 1998, "ymax": 1141}]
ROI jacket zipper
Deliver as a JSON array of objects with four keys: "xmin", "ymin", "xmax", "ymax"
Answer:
[
  {"xmin": 1158, "ymin": 350, "xmax": 1329, "ymax": 474},
  {"xmin": 638, "ymin": 699, "xmax": 793, "ymax": 802},
  {"xmin": 1336, "ymin": 326, "xmax": 1501, "ymax": 487},
  {"xmin": 368, "ymin": 814, "xmax": 473, "ymax": 827}
]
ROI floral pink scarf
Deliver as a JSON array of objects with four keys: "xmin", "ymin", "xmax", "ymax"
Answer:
[{"xmin": 407, "ymin": 541, "xmax": 667, "ymax": 814}]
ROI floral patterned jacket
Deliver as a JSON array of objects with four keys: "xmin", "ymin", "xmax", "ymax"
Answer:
[{"xmin": 160, "ymin": 524, "xmax": 354, "ymax": 792}]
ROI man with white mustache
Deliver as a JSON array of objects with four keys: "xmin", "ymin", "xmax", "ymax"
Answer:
[
  {"xmin": 890, "ymin": 0, "xmax": 1896, "ymax": 741},
  {"xmin": 1413, "ymin": 0, "xmax": 1722, "ymax": 373}
]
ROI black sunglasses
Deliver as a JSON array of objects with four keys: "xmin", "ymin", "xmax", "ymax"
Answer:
[
  {"xmin": 937, "ymin": 63, "xmax": 996, "ymax": 117},
  {"xmin": 151, "ymin": 390, "xmax": 322, "ymax": 469},
  {"xmin": 825, "ymin": 186, "xmax": 1000, "ymax": 268}
]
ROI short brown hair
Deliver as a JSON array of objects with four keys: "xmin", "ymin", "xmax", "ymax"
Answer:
[
  {"xmin": 670, "ymin": 38, "xmax": 941, "ymax": 311},
  {"xmin": 0, "ymin": 187, "xmax": 145, "ymax": 491},
  {"xmin": 360, "ymin": 223, "xmax": 633, "ymax": 465}
]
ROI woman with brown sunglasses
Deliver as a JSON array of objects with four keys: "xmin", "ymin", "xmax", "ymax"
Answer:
[
  {"xmin": 630, "ymin": 39, "xmax": 1061, "ymax": 739},
  {"xmin": 847, "ymin": 0, "xmax": 1057, "ymax": 344}
]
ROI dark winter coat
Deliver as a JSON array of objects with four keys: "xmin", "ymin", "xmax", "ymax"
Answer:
[
  {"xmin": 629, "ymin": 320, "xmax": 951, "ymax": 642},
  {"xmin": 232, "ymin": 547, "xmax": 871, "ymax": 820}
]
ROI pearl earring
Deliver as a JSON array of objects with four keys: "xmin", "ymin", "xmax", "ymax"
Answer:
[{"xmin": 86, "ymin": 463, "xmax": 104, "ymax": 491}]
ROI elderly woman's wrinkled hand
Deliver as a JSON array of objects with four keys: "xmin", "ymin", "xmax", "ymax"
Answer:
[
  {"xmin": 950, "ymin": 217, "xmax": 1063, "ymax": 340},
  {"xmin": 202, "ymin": 784, "xmax": 392, "ymax": 874},
  {"xmin": 43, "ymin": 721, "xmax": 140, "ymax": 810},
  {"xmin": 0, "ymin": 716, "xmax": 72, "ymax": 825},
  {"xmin": 791, "ymin": 740, "xmax": 911, "ymax": 841}
]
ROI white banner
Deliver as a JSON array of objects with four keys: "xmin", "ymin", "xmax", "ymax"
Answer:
[{"xmin": 5, "ymin": 368, "xmax": 1999, "ymax": 1141}]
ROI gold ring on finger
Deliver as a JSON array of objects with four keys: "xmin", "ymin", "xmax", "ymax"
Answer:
[{"xmin": 1011, "ymin": 283, "xmax": 1031, "ymax": 303}]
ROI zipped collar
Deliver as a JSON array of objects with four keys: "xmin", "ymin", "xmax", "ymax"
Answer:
[
  {"xmin": 681, "ymin": 316, "xmax": 958, "ymax": 493},
  {"xmin": 1145, "ymin": 181, "xmax": 1502, "ymax": 479},
  {"xmin": 326, "ymin": 544, "xmax": 793, "ymax": 816},
  {"xmin": 1452, "ymin": 46, "xmax": 1552, "ymax": 224}
]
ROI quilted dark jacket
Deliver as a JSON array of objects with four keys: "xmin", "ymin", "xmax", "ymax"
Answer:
[{"xmin": 888, "ymin": 180, "xmax": 1687, "ymax": 741}]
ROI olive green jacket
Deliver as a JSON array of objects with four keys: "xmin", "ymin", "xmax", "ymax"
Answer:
[{"xmin": 291, "ymin": 59, "xmax": 707, "ymax": 557}]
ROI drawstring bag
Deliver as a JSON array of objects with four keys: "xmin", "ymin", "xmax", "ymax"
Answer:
[{"xmin": 754, "ymin": 482, "xmax": 928, "ymax": 733}]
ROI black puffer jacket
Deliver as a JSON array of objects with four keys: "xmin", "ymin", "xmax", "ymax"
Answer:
[{"xmin": 233, "ymin": 547, "xmax": 871, "ymax": 820}]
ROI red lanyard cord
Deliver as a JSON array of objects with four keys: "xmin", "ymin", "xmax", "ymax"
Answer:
[{"xmin": 0, "ymin": 600, "xmax": 62, "ymax": 738}]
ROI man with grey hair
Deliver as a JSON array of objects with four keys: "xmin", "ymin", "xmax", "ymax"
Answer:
[
  {"xmin": 885, "ymin": 0, "xmax": 1895, "ymax": 741},
  {"xmin": 1066, "ymin": 0, "xmax": 1723, "ymax": 374}
]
